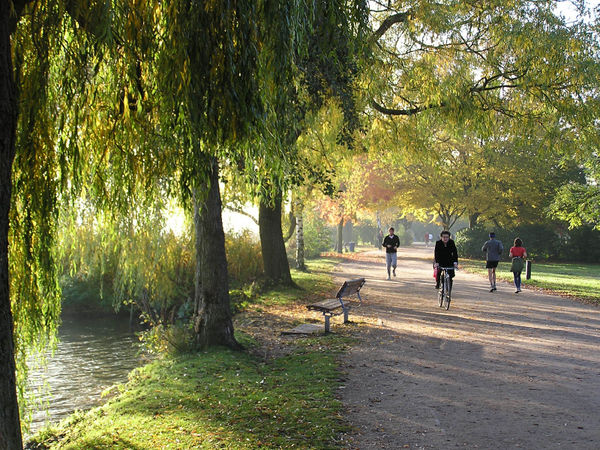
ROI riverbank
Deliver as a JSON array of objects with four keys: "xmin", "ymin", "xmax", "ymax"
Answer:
[{"xmin": 26, "ymin": 258, "xmax": 356, "ymax": 449}]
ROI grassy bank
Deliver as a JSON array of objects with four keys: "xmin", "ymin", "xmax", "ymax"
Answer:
[
  {"xmin": 459, "ymin": 259, "xmax": 600, "ymax": 304},
  {"xmin": 28, "ymin": 258, "xmax": 354, "ymax": 449}
]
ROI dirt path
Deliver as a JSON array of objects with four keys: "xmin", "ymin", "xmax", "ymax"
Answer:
[{"xmin": 333, "ymin": 245, "xmax": 600, "ymax": 449}]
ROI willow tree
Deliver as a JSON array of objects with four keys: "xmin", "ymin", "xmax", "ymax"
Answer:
[
  {"xmin": 5, "ymin": 0, "xmax": 169, "ymax": 443},
  {"xmin": 1, "ymin": 3, "xmax": 21, "ymax": 445},
  {"xmin": 252, "ymin": 0, "xmax": 368, "ymax": 282},
  {"xmin": 1, "ymin": 0, "xmax": 261, "ymax": 444},
  {"xmin": 1, "ymin": 1, "xmax": 92, "ymax": 445},
  {"xmin": 149, "ymin": 0, "xmax": 371, "ymax": 344}
]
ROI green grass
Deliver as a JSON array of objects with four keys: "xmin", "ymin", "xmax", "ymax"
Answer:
[
  {"xmin": 27, "ymin": 258, "xmax": 351, "ymax": 449},
  {"xmin": 252, "ymin": 257, "xmax": 340, "ymax": 307},
  {"xmin": 460, "ymin": 259, "xmax": 600, "ymax": 303}
]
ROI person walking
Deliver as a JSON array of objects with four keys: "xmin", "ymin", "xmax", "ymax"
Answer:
[
  {"xmin": 509, "ymin": 238, "xmax": 527, "ymax": 293},
  {"xmin": 382, "ymin": 227, "xmax": 400, "ymax": 280},
  {"xmin": 434, "ymin": 230, "xmax": 458, "ymax": 290},
  {"xmin": 482, "ymin": 232, "xmax": 503, "ymax": 292}
]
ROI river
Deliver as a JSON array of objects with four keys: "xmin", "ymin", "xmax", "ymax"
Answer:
[{"xmin": 26, "ymin": 315, "xmax": 148, "ymax": 436}]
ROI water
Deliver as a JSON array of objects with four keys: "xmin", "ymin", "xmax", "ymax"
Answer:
[{"xmin": 26, "ymin": 315, "xmax": 148, "ymax": 436}]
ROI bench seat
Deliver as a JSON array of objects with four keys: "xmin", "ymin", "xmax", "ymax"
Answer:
[
  {"xmin": 307, "ymin": 299, "xmax": 344, "ymax": 314},
  {"xmin": 307, "ymin": 277, "xmax": 365, "ymax": 333}
]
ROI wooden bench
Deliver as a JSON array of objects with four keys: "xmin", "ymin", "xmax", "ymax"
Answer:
[{"xmin": 307, "ymin": 278, "xmax": 366, "ymax": 333}]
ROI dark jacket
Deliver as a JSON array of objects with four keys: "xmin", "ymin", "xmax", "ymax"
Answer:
[
  {"xmin": 434, "ymin": 239, "xmax": 458, "ymax": 267},
  {"xmin": 382, "ymin": 234, "xmax": 400, "ymax": 253}
]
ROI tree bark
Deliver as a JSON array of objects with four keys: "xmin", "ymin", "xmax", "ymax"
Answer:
[
  {"xmin": 0, "ymin": 5, "xmax": 23, "ymax": 448},
  {"xmin": 282, "ymin": 209, "xmax": 296, "ymax": 243},
  {"xmin": 336, "ymin": 218, "xmax": 344, "ymax": 253},
  {"xmin": 295, "ymin": 198, "xmax": 306, "ymax": 271},
  {"xmin": 469, "ymin": 213, "xmax": 480, "ymax": 229},
  {"xmin": 192, "ymin": 157, "xmax": 240, "ymax": 350},
  {"xmin": 259, "ymin": 189, "xmax": 293, "ymax": 284}
]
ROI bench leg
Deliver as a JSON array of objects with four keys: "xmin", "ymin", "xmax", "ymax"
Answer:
[
  {"xmin": 324, "ymin": 314, "xmax": 331, "ymax": 333},
  {"xmin": 343, "ymin": 308, "xmax": 349, "ymax": 324}
]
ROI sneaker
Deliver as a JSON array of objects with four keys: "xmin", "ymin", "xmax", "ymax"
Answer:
[
  {"xmin": 393, "ymin": 268, "xmax": 396, "ymax": 277},
  {"xmin": 516, "ymin": 289, "xmax": 522, "ymax": 293},
  {"xmin": 387, "ymin": 275, "xmax": 391, "ymax": 280}
]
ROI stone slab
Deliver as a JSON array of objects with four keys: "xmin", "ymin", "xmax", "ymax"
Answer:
[{"xmin": 281, "ymin": 323, "xmax": 323, "ymax": 335}]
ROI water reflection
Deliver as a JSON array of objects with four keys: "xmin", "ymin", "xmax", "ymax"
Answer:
[{"xmin": 27, "ymin": 315, "xmax": 147, "ymax": 435}]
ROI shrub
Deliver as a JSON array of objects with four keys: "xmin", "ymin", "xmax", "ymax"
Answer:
[
  {"xmin": 139, "ymin": 323, "xmax": 196, "ymax": 355},
  {"xmin": 225, "ymin": 229, "xmax": 263, "ymax": 286},
  {"xmin": 303, "ymin": 217, "xmax": 333, "ymax": 258},
  {"xmin": 560, "ymin": 226, "xmax": 600, "ymax": 263},
  {"xmin": 454, "ymin": 224, "xmax": 600, "ymax": 261}
]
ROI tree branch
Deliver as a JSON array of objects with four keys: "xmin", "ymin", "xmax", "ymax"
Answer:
[
  {"xmin": 223, "ymin": 206, "xmax": 259, "ymax": 225},
  {"xmin": 370, "ymin": 11, "xmax": 411, "ymax": 44},
  {"xmin": 283, "ymin": 210, "xmax": 296, "ymax": 243},
  {"xmin": 370, "ymin": 99, "xmax": 443, "ymax": 116}
]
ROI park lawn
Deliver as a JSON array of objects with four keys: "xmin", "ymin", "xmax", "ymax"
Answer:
[
  {"xmin": 459, "ymin": 259, "xmax": 600, "ymax": 304},
  {"xmin": 27, "ymin": 259, "xmax": 353, "ymax": 449}
]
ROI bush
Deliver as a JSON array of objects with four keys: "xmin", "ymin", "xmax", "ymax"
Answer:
[
  {"xmin": 303, "ymin": 217, "xmax": 333, "ymax": 259},
  {"xmin": 225, "ymin": 229, "xmax": 264, "ymax": 286},
  {"xmin": 455, "ymin": 225, "xmax": 558, "ymax": 260},
  {"xmin": 560, "ymin": 226, "xmax": 600, "ymax": 263},
  {"xmin": 139, "ymin": 323, "xmax": 196, "ymax": 355}
]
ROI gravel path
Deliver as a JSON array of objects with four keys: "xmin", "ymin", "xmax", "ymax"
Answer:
[{"xmin": 334, "ymin": 246, "xmax": 600, "ymax": 449}]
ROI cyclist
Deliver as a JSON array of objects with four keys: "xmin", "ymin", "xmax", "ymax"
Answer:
[{"xmin": 434, "ymin": 230, "xmax": 458, "ymax": 291}]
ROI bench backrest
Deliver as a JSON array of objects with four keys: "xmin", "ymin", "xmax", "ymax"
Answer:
[{"xmin": 336, "ymin": 278, "xmax": 366, "ymax": 299}]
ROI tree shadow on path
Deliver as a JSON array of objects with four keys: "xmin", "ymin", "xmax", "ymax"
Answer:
[{"xmin": 334, "ymin": 248, "xmax": 600, "ymax": 450}]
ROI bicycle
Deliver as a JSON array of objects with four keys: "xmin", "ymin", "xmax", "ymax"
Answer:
[{"xmin": 437, "ymin": 267, "xmax": 456, "ymax": 310}]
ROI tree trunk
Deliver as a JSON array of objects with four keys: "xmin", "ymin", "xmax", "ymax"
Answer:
[
  {"xmin": 295, "ymin": 198, "xmax": 306, "ymax": 271},
  {"xmin": 336, "ymin": 218, "xmax": 344, "ymax": 253},
  {"xmin": 259, "ymin": 189, "xmax": 293, "ymax": 284},
  {"xmin": 0, "ymin": 6, "xmax": 23, "ymax": 447},
  {"xmin": 192, "ymin": 157, "xmax": 240, "ymax": 350},
  {"xmin": 282, "ymin": 209, "xmax": 296, "ymax": 243},
  {"xmin": 469, "ymin": 213, "xmax": 480, "ymax": 228}
]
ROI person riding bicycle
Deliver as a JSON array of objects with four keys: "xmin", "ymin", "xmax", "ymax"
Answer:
[{"xmin": 434, "ymin": 230, "xmax": 458, "ymax": 290}]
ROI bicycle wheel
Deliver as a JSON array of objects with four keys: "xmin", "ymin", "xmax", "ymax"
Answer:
[
  {"xmin": 438, "ymin": 279, "xmax": 444, "ymax": 307},
  {"xmin": 443, "ymin": 275, "xmax": 451, "ymax": 310}
]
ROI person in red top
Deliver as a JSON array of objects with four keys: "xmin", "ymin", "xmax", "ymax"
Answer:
[{"xmin": 509, "ymin": 238, "xmax": 527, "ymax": 293}]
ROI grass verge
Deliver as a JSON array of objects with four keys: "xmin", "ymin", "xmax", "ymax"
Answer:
[
  {"xmin": 27, "ymin": 258, "xmax": 354, "ymax": 449},
  {"xmin": 459, "ymin": 259, "xmax": 600, "ymax": 304}
]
